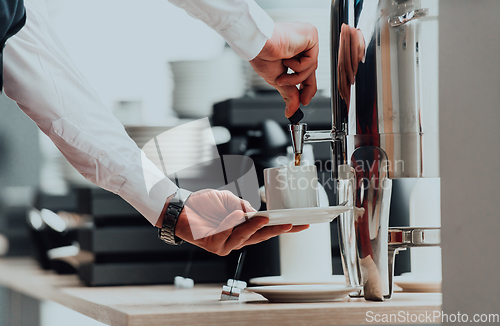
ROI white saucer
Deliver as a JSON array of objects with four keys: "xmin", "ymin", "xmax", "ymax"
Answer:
[
  {"xmin": 246, "ymin": 284, "xmax": 362, "ymax": 303},
  {"xmin": 394, "ymin": 276, "xmax": 442, "ymax": 293},
  {"xmin": 250, "ymin": 275, "xmax": 348, "ymax": 286},
  {"xmin": 245, "ymin": 206, "xmax": 352, "ymax": 226}
]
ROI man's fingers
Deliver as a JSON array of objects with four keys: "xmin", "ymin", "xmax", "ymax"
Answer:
[
  {"xmin": 337, "ymin": 26, "xmax": 346, "ymax": 100},
  {"xmin": 286, "ymin": 225, "xmax": 310, "ymax": 233},
  {"xmin": 276, "ymin": 65, "xmax": 316, "ymax": 88},
  {"xmin": 210, "ymin": 210, "xmax": 245, "ymax": 237},
  {"xmin": 299, "ymin": 71, "xmax": 317, "ymax": 106},
  {"xmin": 234, "ymin": 224, "xmax": 310, "ymax": 250},
  {"xmin": 239, "ymin": 199, "xmax": 256, "ymax": 213},
  {"xmin": 278, "ymin": 42, "xmax": 318, "ymax": 88},
  {"xmin": 340, "ymin": 54, "xmax": 351, "ymax": 107},
  {"xmin": 338, "ymin": 61, "xmax": 350, "ymax": 105},
  {"xmin": 343, "ymin": 29, "xmax": 354, "ymax": 85},
  {"xmin": 350, "ymin": 27, "xmax": 360, "ymax": 77},
  {"xmin": 337, "ymin": 63, "xmax": 343, "ymax": 99},
  {"xmin": 234, "ymin": 224, "xmax": 294, "ymax": 249},
  {"xmin": 282, "ymin": 47, "xmax": 318, "ymax": 73},
  {"xmin": 222, "ymin": 216, "xmax": 269, "ymax": 253},
  {"xmin": 282, "ymin": 57, "xmax": 313, "ymax": 73},
  {"xmin": 202, "ymin": 210, "xmax": 247, "ymax": 255},
  {"xmin": 277, "ymin": 85, "xmax": 301, "ymax": 118},
  {"xmin": 219, "ymin": 191, "xmax": 256, "ymax": 214},
  {"xmin": 338, "ymin": 24, "xmax": 360, "ymax": 106},
  {"xmin": 356, "ymin": 28, "xmax": 365, "ymax": 63}
]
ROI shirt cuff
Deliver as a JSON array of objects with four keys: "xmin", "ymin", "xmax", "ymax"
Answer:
[
  {"xmin": 118, "ymin": 161, "xmax": 179, "ymax": 226},
  {"xmin": 219, "ymin": 1, "xmax": 274, "ymax": 60}
]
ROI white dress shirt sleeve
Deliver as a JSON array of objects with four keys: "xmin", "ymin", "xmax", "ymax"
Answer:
[
  {"xmin": 168, "ymin": 0, "xmax": 274, "ymax": 60},
  {"xmin": 2, "ymin": 0, "xmax": 178, "ymax": 226}
]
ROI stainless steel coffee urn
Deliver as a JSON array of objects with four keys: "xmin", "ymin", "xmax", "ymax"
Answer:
[{"xmin": 289, "ymin": 0, "xmax": 439, "ymax": 300}]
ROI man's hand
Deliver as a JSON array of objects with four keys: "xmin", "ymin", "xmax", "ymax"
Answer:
[
  {"xmin": 337, "ymin": 23, "xmax": 365, "ymax": 107},
  {"xmin": 173, "ymin": 189, "xmax": 309, "ymax": 256},
  {"xmin": 250, "ymin": 22, "xmax": 319, "ymax": 118}
]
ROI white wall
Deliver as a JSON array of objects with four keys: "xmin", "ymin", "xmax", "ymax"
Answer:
[
  {"xmin": 439, "ymin": 0, "xmax": 500, "ymax": 322},
  {"xmin": 44, "ymin": 0, "xmax": 226, "ymax": 125}
]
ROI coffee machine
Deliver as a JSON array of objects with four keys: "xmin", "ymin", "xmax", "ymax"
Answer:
[{"xmin": 289, "ymin": 0, "xmax": 440, "ymax": 300}]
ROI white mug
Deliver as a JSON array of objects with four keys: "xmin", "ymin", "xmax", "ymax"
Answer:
[
  {"xmin": 264, "ymin": 165, "xmax": 319, "ymax": 210},
  {"xmin": 264, "ymin": 165, "xmax": 333, "ymax": 280}
]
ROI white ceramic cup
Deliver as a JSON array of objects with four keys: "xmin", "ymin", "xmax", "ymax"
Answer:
[{"xmin": 264, "ymin": 165, "xmax": 319, "ymax": 210}]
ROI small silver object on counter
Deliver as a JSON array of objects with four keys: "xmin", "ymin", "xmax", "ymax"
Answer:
[{"xmin": 220, "ymin": 251, "xmax": 246, "ymax": 301}]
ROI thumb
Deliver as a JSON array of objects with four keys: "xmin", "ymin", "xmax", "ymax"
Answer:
[
  {"xmin": 213, "ymin": 210, "xmax": 246, "ymax": 235},
  {"xmin": 240, "ymin": 199, "xmax": 256, "ymax": 213}
]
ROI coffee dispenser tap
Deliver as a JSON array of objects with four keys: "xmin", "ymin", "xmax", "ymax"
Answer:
[
  {"xmin": 288, "ymin": 123, "xmax": 346, "ymax": 176},
  {"xmin": 288, "ymin": 123, "xmax": 307, "ymax": 156}
]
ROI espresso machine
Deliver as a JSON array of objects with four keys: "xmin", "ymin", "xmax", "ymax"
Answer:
[{"xmin": 289, "ymin": 0, "xmax": 440, "ymax": 300}]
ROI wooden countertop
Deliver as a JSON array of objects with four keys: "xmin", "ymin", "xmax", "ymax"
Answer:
[{"xmin": 0, "ymin": 258, "xmax": 441, "ymax": 326}]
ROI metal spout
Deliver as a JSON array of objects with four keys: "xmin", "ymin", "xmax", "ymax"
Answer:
[{"xmin": 288, "ymin": 123, "xmax": 307, "ymax": 155}]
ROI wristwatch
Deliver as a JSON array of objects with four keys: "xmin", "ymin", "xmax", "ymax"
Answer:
[{"xmin": 158, "ymin": 189, "xmax": 191, "ymax": 245}]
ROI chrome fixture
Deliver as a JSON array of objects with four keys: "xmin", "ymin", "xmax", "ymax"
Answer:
[{"xmin": 288, "ymin": 0, "xmax": 438, "ymax": 300}]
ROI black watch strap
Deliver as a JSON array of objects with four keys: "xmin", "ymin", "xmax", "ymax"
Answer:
[{"xmin": 158, "ymin": 189, "xmax": 190, "ymax": 245}]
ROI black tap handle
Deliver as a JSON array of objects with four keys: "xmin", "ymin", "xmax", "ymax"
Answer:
[{"xmin": 287, "ymin": 108, "xmax": 304, "ymax": 125}]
